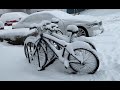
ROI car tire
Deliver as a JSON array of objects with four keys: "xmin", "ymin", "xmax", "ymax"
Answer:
[{"xmin": 77, "ymin": 26, "xmax": 89, "ymax": 37}]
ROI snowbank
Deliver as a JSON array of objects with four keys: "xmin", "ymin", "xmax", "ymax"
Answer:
[
  {"xmin": 0, "ymin": 28, "xmax": 38, "ymax": 45},
  {"xmin": 0, "ymin": 21, "xmax": 4, "ymax": 28},
  {"xmin": 80, "ymin": 9, "xmax": 120, "ymax": 16},
  {"xmin": 80, "ymin": 9, "xmax": 120, "ymax": 23}
]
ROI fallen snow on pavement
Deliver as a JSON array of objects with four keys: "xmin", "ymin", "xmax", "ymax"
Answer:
[
  {"xmin": 0, "ymin": 28, "xmax": 36, "ymax": 40},
  {"xmin": 1, "ymin": 9, "xmax": 120, "ymax": 80}
]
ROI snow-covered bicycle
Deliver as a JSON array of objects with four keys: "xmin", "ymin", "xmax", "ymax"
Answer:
[{"xmin": 24, "ymin": 21, "xmax": 99, "ymax": 74}]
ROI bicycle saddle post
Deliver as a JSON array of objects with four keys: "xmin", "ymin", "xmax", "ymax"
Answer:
[{"xmin": 67, "ymin": 25, "xmax": 78, "ymax": 34}]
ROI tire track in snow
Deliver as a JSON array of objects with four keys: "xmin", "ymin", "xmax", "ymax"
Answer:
[{"xmin": 88, "ymin": 20, "xmax": 120, "ymax": 80}]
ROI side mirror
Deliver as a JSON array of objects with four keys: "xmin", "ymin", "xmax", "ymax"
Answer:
[{"xmin": 51, "ymin": 18, "xmax": 60, "ymax": 23}]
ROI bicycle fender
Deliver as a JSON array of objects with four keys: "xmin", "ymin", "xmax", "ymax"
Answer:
[{"xmin": 67, "ymin": 41, "xmax": 100, "ymax": 60}]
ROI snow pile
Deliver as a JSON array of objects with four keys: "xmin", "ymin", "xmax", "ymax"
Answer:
[
  {"xmin": 66, "ymin": 25, "xmax": 78, "ymax": 32},
  {"xmin": 0, "ymin": 21, "xmax": 4, "ymax": 27},
  {"xmin": 0, "ymin": 28, "xmax": 38, "ymax": 45},
  {"xmin": 80, "ymin": 9, "xmax": 120, "ymax": 16},
  {"xmin": 0, "ymin": 28, "xmax": 36, "ymax": 40},
  {"xmin": 80, "ymin": 9, "xmax": 120, "ymax": 23}
]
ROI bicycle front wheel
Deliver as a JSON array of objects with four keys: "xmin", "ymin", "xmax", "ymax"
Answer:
[{"xmin": 68, "ymin": 48, "xmax": 99, "ymax": 74}]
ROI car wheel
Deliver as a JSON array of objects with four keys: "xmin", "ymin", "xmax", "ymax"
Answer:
[{"xmin": 77, "ymin": 27, "xmax": 89, "ymax": 37}]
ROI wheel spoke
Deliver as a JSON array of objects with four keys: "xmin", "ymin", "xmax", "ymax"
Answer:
[
  {"xmin": 69, "ymin": 48, "xmax": 99, "ymax": 74},
  {"xmin": 24, "ymin": 41, "xmax": 47, "ymax": 70},
  {"xmin": 77, "ymin": 28, "xmax": 87, "ymax": 37}
]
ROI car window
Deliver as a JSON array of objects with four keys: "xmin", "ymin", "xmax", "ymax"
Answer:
[
  {"xmin": 41, "ymin": 13, "xmax": 55, "ymax": 20},
  {"xmin": 23, "ymin": 13, "xmax": 55, "ymax": 23}
]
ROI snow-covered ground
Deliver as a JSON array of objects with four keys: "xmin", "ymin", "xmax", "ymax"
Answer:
[
  {"xmin": 1, "ymin": 9, "xmax": 120, "ymax": 81},
  {"xmin": 0, "ymin": 27, "xmax": 36, "ymax": 41}
]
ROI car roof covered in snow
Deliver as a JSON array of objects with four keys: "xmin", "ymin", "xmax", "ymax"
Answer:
[
  {"xmin": 19, "ymin": 10, "xmax": 75, "ymax": 22},
  {"xmin": 30, "ymin": 10, "xmax": 74, "ymax": 19},
  {"xmin": 0, "ymin": 12, "xmax": 29, "ymax": 23}
]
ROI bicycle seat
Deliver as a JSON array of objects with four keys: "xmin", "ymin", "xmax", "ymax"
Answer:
[{"xmin": 67, "ymin": 25, "xmax": 78, "ymax": 33}]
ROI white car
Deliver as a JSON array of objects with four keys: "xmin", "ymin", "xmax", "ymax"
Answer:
[
  {"xmin": 0, "ymin": 12, "xmax": 29, "ymax": 26},
  {"xmin": 12, "ymin": 10, "xmax": 104, "ymax": 37}
]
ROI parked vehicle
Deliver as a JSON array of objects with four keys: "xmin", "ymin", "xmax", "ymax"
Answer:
[
  {"xmin": 0, "ymin": 12, "xmax": 29, "ymax": 26},
  {"xmin": 12, "ymin": 10, "xmax": 104, "ymax": 37},
  {"xmin": 0, "ymin": 21, "xmax": 4, "ymax": 30}
]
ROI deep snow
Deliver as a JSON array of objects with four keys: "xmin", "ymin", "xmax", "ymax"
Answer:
[
  {"xmin": 1, "ymin": 9, "xmax": 120, "ymax": 80},
  {"xmin": 0, "ymin": 28, "xmax": 36, "ymax": 41}
]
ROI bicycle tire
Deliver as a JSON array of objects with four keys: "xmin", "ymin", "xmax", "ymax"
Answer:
[
  {"xmin": 24, "ymin": 43, "xmax": 28, "ymax": 58},
  {"xmin": 68, "ymin": 48, "xmax": 99, "ymax": 74},
  {"xmin": 34, "ymin": 42, "xmax": 48, "ymax": 70},
  {"xmin": 24, "ymin": 42, "xmax": 35, "ymax": 63},
  {"xmin": 45, "ymin": 44, "xmax": 56, "ymax": 64},
  {"xmin": 40, "ymin": 39, "xmax": 57, "ymax": 68},
  {"xmin": 85, "ymin": 42, "xmax": 96, "ymax": 50}
]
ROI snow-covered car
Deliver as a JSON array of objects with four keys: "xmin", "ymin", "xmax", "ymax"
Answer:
[
  {"xmin": 0, "ymin": 12, "xmax": 29, "ymax": 26},
  {"xmin": 12, "ymin": 10, "xmax": 104, "ymax": 37},
  {"xmin": 0, "ymin": 21, "xmax": 4, "ymax": 30}
]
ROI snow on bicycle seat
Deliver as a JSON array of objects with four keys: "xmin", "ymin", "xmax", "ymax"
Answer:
[{"xmin": 67, "ymin": 25, "xmax": 78, "ymax": 33}]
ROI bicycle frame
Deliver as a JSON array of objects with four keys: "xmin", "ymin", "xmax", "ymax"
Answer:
[{"xmin": 40, "ymin": 33, "xmax": 93, "ymax": 68}]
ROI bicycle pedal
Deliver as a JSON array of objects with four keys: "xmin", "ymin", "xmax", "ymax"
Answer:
[
  {"xmin": 71, "ymin": 71, "xmax": 77, "ymax": 74},
  {"xmin": 37, "ymin": 67, "xmax": 42, "ymax": 71},
  {"xmin": 38, "ymin": 69, "xmax": 44, "ymax": 71},
  {"xmin": 37, "ymin": 67, "xmax": 45, "ymax": 71}
]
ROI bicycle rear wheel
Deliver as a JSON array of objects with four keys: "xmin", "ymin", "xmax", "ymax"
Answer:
[
  {"xmin": 33, "ymin": 43, "xmax": 47, "ymax": 70},
  {"xmin": 24, "ymin": 42, "xmax": 35, "ymax": 63},
  {"xmin": 68, "ymin": 48, "xmax": 99, "ymax": 74}
]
